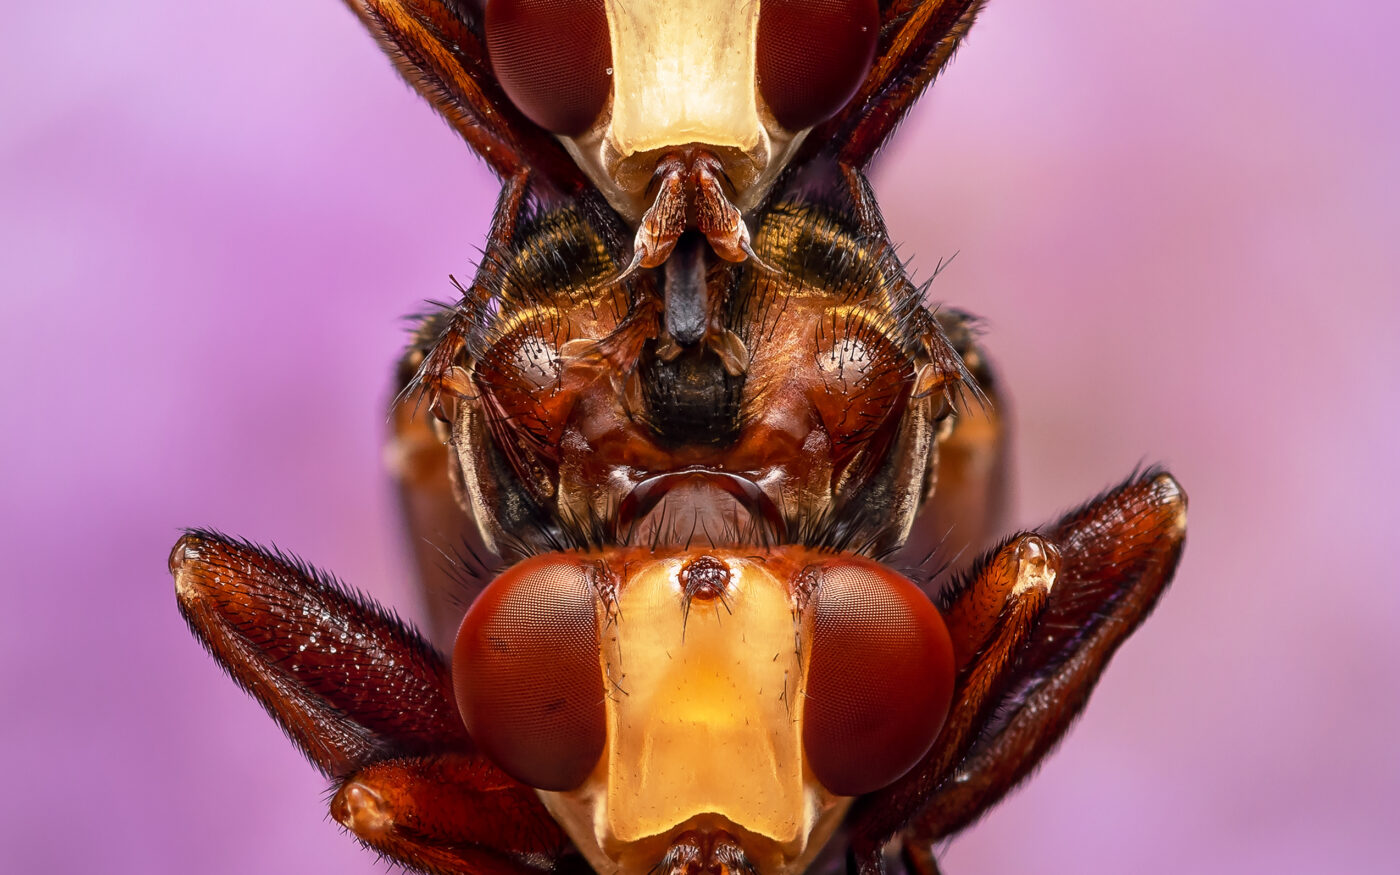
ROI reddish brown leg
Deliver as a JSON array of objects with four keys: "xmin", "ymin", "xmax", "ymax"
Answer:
[
  {"xmin": 899, "ymin": 841, "xmax": 944, "ymax": 875},
  {"xmin": 171, "ymin": 531, "xmax": 573, "ymax": 874},
  {"xmin": 342, "ymin": 1, "xmax": 586, "ymax": 190},
  {"xmin": 391, "ymin": 309, "xmax": 500, "ymax": 649},
  {"xmin": 891, "ymin": 310, "xmax": 1010, "ymax": 578},
  {"xmin": 807, "ymin": 1, "xmax": 986, "ymax": 169},
  {"xmin": 334, "ymin": 754, "xmax": 573, "ymax": 875},
  {"xmin": 389, "ymin": 378, "xmax": 493, "ymax": 649},
  {"xmin": 852, "ymin": 534, "xmax": 1059, "ymax": 875},
  {"xmin": 848, "ymin": 470, "xmax": 1187, "ymax": 873}
]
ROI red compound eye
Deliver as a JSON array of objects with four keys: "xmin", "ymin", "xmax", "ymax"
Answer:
[
  {"xmin": 452, "ymin": 555, "xmax": 605, "ymax": 791},
  {"xmin": 756, "ymin": 0, "xmax": 880, "ymax": 131},
  {"xmin": 485, "ymin": 0, "xmax": 612, "ymax": 136},
  {"xmin": 802, "ymin": 560, "xmax": 954, "ymax": 797}
]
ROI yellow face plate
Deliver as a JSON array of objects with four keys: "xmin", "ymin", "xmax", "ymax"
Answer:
[{"xmin": 538, "ymin": 551, "xmax": 851, "ymax": 875}]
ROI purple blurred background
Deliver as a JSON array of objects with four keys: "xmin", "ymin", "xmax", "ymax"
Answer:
[{"xmin": 3, "ymin": 1, "xmax": 1396, "ymax": 873}]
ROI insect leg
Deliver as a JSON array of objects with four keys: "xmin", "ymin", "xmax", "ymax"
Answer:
[
  {"xmin": 343, "ymin": 1, "xmax": 586, "ymax": 189},
  {"xmin": 391, "ymin": 309, "xmax": 499, "ymax": 649},
  {"xmin": 171, "ymin": 531, "xmax": 574, "ymax": 873},
  {"xmin": 917, "ymin": 471, "xmax": 1186, "ymax": 839},
  {"xmin": 389, "ymin": 170, "xmax": 559, "ymax": 647},
  {"xmin": 171, "ymin": 530, "xmax": 468, "ymax": 774},
  {"xmin": 892, "ymin": 311, "xmax": 1010, "ymax": 577},
  {"xmin": 848, "ymin": 470, "xmax": 1187, "ymax": 873},
  {"xmin": 846, "ymin": 533, "xmax": 1057, "ymax": 875},
  {"xmin": 806, "ymin": 1, "xmax": 986, "ymax": 169},
  {"xmin": 333, "ymin": 753, "xmax": 574, "ymax": 875}
]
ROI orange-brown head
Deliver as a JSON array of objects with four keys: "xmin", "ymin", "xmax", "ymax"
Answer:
[{"xmin": 452, "ymin": 547, "xmax": 955, "ymax": 875}]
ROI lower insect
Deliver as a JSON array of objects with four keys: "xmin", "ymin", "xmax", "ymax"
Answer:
[{"xmin": 173, "ymin": 470, "xmax": 1183, "ymax": 875}]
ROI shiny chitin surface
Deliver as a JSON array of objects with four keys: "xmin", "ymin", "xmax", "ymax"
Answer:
[{"xmin": 171, "ymin": 3, "xmax": 1187, "ymax": 875}]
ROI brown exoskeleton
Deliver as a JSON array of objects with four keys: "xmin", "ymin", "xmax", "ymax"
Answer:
[{"xmin": 171, "ymin": 3, "xmax": 1186, "ymax": 875}]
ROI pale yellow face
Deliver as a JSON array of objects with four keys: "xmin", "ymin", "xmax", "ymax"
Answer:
[
  {"xmin": 538, "ymin": 553, "xmax": 852, "ymax": 875},
  {"xmin": 560, "ymin": 0, "xmax": 806, "ymax": 222},
  {"xmin": 605, "ymin": 0, "xmax": 764, "ymax": 156}
]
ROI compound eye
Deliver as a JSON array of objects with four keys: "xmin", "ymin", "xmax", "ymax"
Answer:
[
  {"xmin": 802, "ymin": 561, "xmax": 954, "ymax": 797},
  {"xmin": 756, "ymin": 0, "xmax": 880, "ymax": 131},
  {"xmin": 453, "ymin": 556, "xmax": 605, "ymax": 790},
  {"xmin": 485, "ymin": 0, "xmax": 612, "ymax": 136}
]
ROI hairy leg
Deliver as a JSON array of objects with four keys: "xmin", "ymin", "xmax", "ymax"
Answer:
[{"xmin": 171, "ymin": 531, "xmax": 576, "ymax": 874}]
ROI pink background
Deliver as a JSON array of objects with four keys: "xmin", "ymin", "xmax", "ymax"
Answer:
[{"xmin": 3, "ymin": 1, "xmax": 1395, "ymax": 873}]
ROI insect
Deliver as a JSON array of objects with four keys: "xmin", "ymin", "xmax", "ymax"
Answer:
[{"xmin": 171, "ymin": 2, "xmax": 1187, "ymax": 875}]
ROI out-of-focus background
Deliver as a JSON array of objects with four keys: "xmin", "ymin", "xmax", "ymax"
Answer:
[{"xmin": 3, "ymin": 1, "xmax": 1395, "ymax": 872}]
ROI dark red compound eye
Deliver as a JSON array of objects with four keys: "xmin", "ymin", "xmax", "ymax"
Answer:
[
  {"xmin": 484, "ymin": 0, "xmax": 612, "ymax": 136},
  {"xmin": 452, "ymin": 555, "xmax": 605, "ymax": 791},
  {"xmin": 756, "ymin": 0, "xmax": 880, "ymax": 131},
  {"xmin": 802, "ymin": 561, "xmax": 955, "ymax": 797}
]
